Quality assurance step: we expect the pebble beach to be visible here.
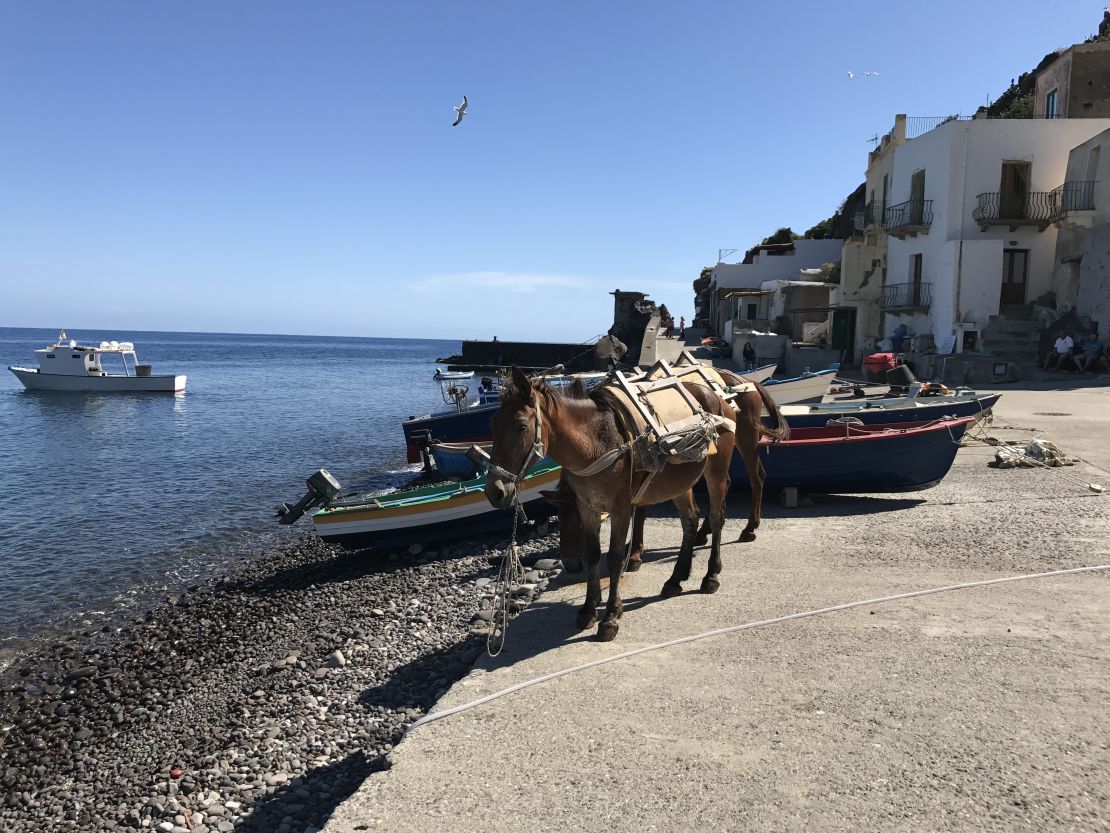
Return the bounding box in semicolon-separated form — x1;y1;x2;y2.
0;527;563;833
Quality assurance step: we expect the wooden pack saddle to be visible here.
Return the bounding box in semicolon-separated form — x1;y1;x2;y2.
599;352;744;475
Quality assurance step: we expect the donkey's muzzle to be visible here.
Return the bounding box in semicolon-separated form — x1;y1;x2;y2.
484;476;516;510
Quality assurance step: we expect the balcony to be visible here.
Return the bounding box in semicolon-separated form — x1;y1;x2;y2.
884;199;933;239
973;191;1060;231
881;282;932;312
851;201;886;238
1052;180;1097;232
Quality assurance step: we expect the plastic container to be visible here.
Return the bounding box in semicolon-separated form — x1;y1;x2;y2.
862;352;896;383
135;364;152;377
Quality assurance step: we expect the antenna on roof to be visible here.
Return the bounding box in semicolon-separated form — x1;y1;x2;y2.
718;248;738;263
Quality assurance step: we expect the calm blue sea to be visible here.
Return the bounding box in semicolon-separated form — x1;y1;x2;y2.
0;327;460;655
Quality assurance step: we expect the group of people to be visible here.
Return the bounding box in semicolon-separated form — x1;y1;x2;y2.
1042;330;1108;373
662;316;686;340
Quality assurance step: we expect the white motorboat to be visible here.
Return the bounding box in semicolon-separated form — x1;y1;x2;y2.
433;368;474;381
8;332;186;393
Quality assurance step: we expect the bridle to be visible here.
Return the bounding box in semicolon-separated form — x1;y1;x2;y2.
487;392;546;486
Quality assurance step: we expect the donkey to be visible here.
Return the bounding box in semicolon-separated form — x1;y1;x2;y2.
486;366;772;641
542;369;789;577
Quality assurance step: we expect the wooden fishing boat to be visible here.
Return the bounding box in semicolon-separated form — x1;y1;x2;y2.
776;393;1000;430
762;368;835;404
729;416;974;493
311;459;561;549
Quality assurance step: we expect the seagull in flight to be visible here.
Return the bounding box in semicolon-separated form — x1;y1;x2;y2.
847;71;854;80
864;71;881;77
452;95;468;127
848;71;881;80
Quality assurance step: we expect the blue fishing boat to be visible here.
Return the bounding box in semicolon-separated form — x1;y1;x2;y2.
730;417;973;493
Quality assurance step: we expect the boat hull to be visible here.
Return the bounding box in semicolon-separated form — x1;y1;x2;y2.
313;464;561;549
775;393;1000;430
730;418;972;493
9;367;186;392
763;371;834;404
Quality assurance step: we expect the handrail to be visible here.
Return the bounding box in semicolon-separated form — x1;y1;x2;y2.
884;199;933;231
973;191;1060;224
881;282;932;310
1055;180;1097;213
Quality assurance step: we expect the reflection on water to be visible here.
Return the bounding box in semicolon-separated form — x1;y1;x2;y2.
0;327;456;646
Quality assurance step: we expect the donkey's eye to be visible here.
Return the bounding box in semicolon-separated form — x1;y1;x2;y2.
515;423;527;433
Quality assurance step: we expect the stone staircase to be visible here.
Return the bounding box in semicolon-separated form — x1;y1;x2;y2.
981;305;1041;369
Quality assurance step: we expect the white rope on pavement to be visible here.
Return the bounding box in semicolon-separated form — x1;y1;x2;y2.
407;563;1110;733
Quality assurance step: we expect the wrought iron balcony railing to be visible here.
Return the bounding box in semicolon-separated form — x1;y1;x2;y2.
881;282;932;310
973;191;1060;229
884;199;933;236
1055;180;1097;213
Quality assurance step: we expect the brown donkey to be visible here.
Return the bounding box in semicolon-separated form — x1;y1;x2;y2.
545;370;789;576
486;367;768;641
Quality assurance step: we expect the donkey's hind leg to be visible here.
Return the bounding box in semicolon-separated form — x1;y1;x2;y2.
661;490;699;598
700;436;733;594
735;440;765;543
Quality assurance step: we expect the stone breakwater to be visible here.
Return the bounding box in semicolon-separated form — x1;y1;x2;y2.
0;529;562;833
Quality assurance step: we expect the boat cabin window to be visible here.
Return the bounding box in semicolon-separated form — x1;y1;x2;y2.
46;353;55;358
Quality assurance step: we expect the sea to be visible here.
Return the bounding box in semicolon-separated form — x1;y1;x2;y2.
0;327;463;663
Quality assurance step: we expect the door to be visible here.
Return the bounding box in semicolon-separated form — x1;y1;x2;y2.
1001;249;1029;306
999;161;1031;219
831;308;857;362
909;169;926;224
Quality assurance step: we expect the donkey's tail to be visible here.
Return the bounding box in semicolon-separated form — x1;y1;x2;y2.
719;368;790;443
754;380;790;443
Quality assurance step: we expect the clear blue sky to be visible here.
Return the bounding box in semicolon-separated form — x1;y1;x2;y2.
0;1;1100;340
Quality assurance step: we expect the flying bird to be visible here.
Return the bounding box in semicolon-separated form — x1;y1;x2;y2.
864;71;881;77
452;95;468;127
847;71;854;79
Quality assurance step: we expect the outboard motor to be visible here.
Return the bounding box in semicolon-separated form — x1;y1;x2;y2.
276;469;342;525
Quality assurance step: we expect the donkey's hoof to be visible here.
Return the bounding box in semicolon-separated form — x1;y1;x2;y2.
576;609;598;630
660;580;683;598
700;576;721;594
738;529;757;543
596;621;620;642
693;533;709;547
562;558;583;573
624;557;642;573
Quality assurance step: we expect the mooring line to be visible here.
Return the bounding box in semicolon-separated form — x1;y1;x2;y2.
407;564;1110;733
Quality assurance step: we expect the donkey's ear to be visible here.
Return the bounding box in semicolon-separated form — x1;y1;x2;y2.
539;489;565;505
510;366;533;396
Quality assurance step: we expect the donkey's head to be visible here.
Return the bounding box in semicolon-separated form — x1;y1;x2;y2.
485;366;544;510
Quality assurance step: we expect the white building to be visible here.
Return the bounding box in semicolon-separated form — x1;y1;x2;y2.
1048;128;1110;334
708;238;843;339
875;116;1110;357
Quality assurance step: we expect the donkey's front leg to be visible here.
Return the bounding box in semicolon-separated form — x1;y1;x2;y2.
625;506;648;572
597;504;633;642
662;490;700;598
575;502;603;631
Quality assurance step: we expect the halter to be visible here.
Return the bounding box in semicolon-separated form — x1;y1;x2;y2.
487;392;546;485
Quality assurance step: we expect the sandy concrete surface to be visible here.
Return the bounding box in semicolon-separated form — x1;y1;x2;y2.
324;385;1110;833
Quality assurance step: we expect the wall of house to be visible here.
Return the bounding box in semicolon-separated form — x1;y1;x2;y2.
1076;223;1110;330
880;118;1110;346
1068;43;1110;119
1035;50;1073;117
711;239;843;335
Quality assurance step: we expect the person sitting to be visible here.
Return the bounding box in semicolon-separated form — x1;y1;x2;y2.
1074;332;1104;373
1098;341;1110;374
742;341;756;371
1042;330;1074;370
